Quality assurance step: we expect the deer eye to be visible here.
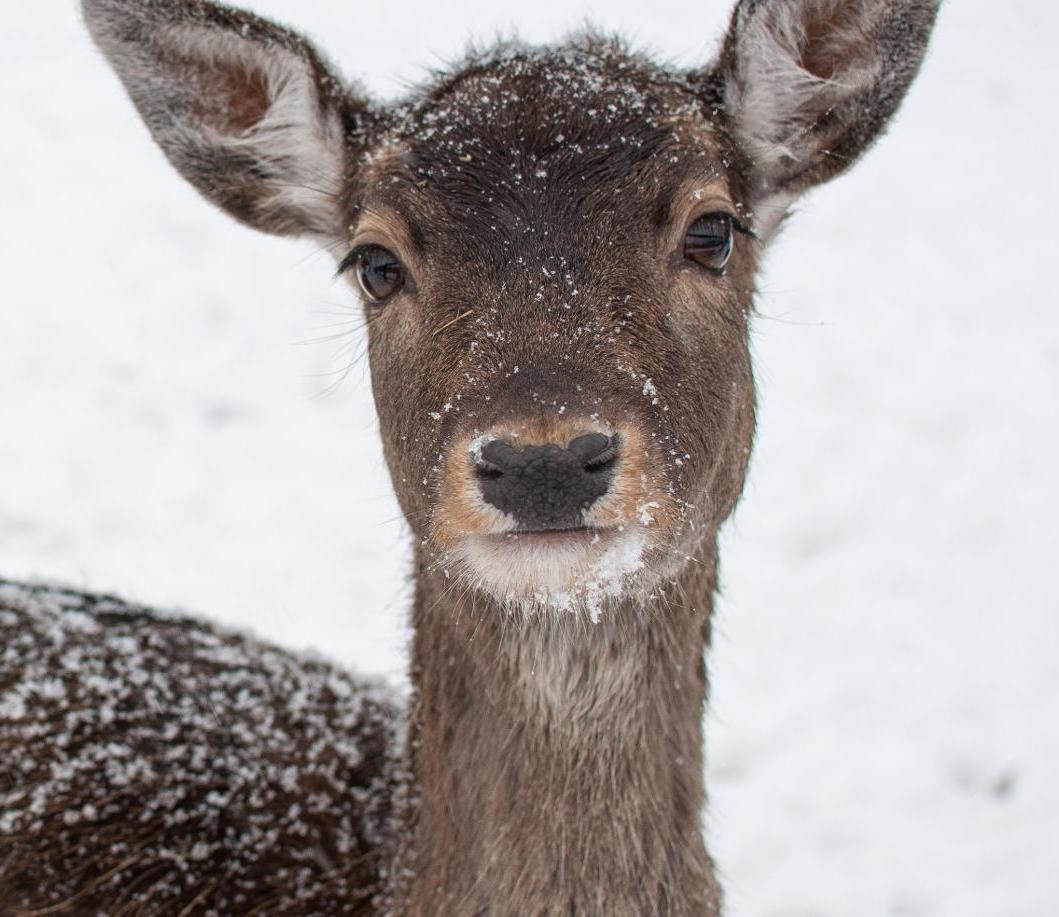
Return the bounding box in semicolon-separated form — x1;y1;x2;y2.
684;213;735;273
350;244;405;304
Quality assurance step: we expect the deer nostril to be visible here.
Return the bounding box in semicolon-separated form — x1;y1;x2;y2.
570;433;620;473
473;438;516;479
474;458;504;479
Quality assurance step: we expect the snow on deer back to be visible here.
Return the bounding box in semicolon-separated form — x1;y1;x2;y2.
0;580;403;914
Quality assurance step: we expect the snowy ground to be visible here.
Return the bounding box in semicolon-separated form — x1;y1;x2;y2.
2;1;1057;915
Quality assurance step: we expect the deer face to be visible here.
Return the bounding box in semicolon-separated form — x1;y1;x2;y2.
82;0;939;613
354;51;759;610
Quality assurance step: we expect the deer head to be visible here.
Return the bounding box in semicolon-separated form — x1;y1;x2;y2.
82;0;938;617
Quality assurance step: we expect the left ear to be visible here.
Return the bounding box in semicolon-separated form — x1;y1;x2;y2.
711;0;940;229
82;0;376;240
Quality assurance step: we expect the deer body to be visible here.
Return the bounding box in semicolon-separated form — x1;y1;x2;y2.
0;579;403;915
0;1;938;913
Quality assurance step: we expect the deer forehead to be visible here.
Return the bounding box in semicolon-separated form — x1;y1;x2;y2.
350;45;740;247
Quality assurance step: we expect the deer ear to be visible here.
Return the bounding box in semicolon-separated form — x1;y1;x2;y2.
714;0;939;231
82;0;372;239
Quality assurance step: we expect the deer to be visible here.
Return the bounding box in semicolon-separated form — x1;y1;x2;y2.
0;0;939;913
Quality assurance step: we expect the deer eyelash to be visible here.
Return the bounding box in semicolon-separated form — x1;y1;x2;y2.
334;244;371;279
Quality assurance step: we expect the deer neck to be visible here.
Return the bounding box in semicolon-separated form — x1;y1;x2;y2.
389;542;722;916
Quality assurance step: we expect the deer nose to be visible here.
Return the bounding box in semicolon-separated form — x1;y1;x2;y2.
473;433;620;530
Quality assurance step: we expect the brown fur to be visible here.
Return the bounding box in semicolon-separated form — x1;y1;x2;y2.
0;580;403;915
1;1;939;913
392;560;724;915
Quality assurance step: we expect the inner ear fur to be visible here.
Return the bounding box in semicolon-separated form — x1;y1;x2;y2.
712;0;940;225
82;0;375;238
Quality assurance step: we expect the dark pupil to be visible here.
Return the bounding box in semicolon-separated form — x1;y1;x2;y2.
358;247;403;301
685;215;733;269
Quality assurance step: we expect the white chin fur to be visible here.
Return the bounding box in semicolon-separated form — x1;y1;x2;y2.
453;528;648;620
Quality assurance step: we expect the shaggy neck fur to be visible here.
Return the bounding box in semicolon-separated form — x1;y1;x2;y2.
388;544;723;916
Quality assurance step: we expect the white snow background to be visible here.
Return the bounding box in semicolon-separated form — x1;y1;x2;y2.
1;1;1057;915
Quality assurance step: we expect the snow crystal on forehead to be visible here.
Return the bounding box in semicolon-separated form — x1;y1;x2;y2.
386;37;705;158
0;578;406;913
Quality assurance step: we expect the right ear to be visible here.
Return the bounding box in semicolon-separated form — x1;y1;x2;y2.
81;0;375;239
710;0;940;236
